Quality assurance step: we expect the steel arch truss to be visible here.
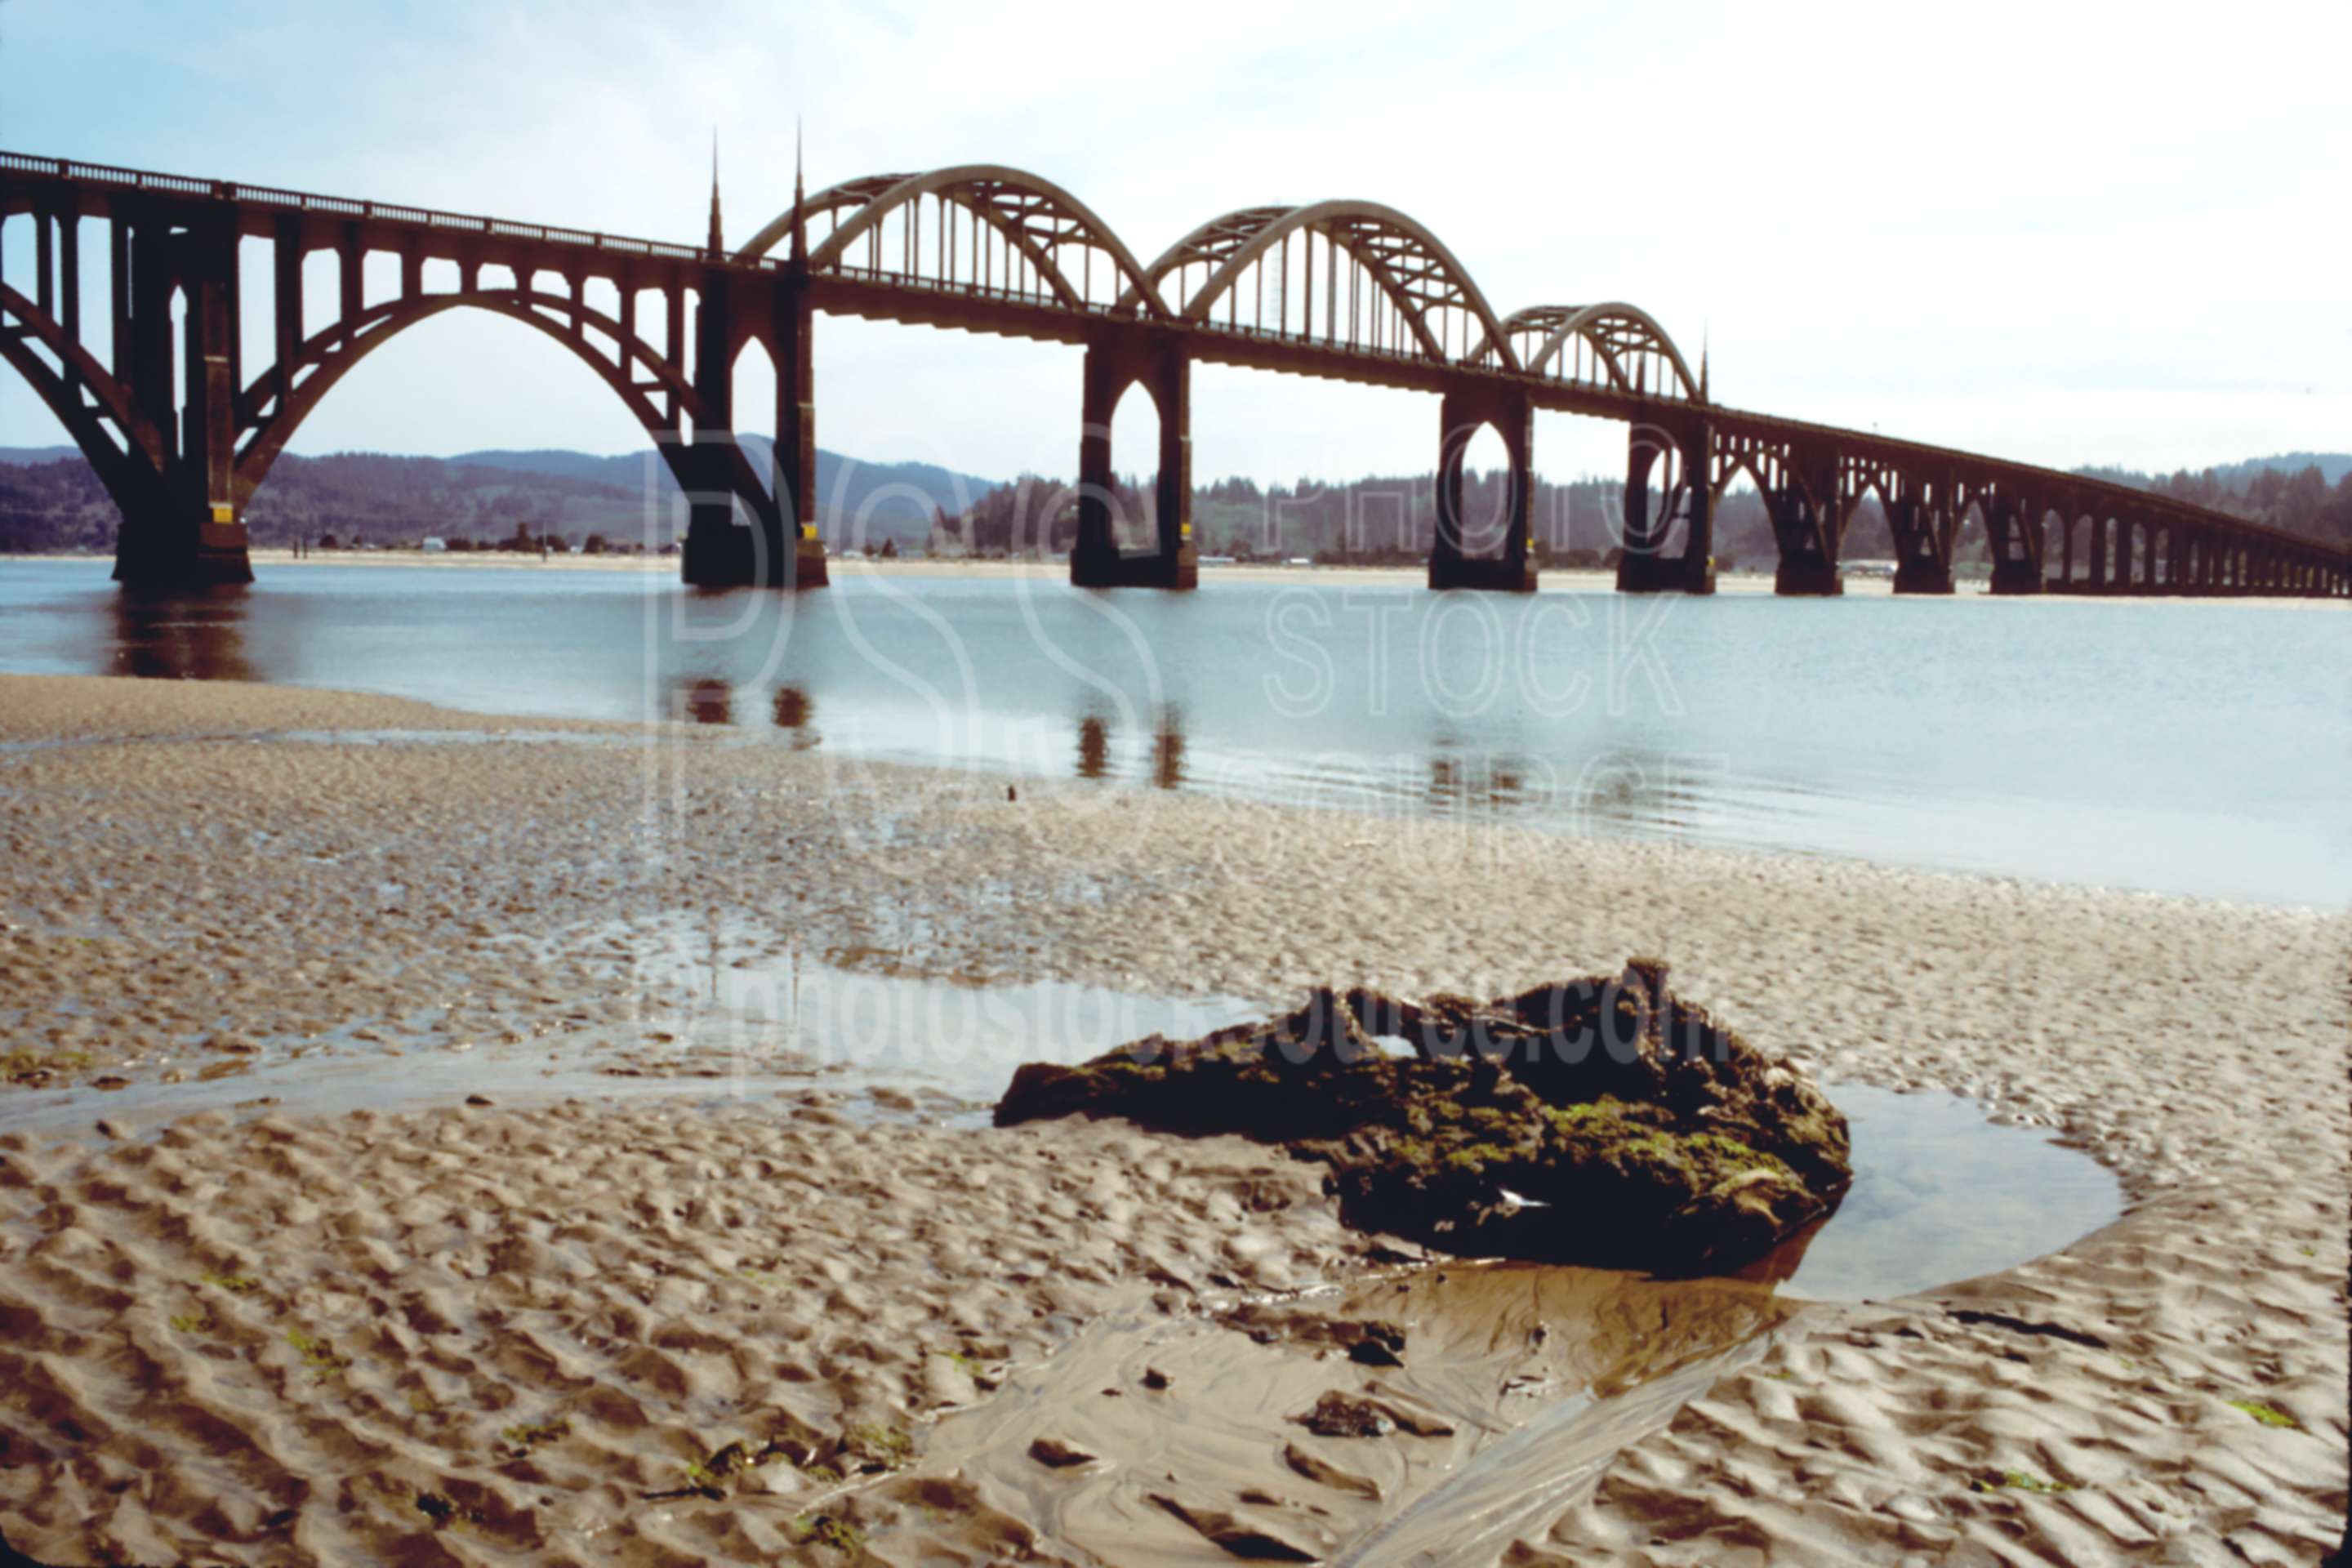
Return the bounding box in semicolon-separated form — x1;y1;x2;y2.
739;167;1169;318
1129;202;1519;368
1480;303;1699;402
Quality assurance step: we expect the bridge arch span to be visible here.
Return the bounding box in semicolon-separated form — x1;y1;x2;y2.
231;288;709;506
1126;201;1520;369
737;166;1169;318
1482;303;1699;401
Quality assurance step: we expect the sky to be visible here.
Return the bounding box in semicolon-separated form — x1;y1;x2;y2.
2;0;2347;488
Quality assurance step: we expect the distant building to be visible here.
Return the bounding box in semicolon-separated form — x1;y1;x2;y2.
420;537;447;554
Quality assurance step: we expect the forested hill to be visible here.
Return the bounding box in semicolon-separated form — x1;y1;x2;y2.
0;444;996;555
2067;455;2352;547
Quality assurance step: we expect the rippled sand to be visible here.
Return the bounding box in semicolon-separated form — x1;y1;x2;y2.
0;673;2343;1565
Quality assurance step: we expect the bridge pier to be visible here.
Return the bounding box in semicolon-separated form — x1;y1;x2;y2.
1891;557;1955;594
1771;558;1840;595
1887;497;1956;595
681;267;755;587
1771;448;1843;596
1070;327;1196;590
770;274;828;590
1983;499;2042;595
1430;382;1535;592
1771;508;1844;592
1989;559;2041;595
114;498;254;586
105;207;254;586
680;494;758;586
679;270;827;589
1614;421;1714;595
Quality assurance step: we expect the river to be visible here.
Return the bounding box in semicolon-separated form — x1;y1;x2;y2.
1;558;2341;906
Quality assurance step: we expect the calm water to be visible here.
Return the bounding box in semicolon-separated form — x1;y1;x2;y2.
1;558;2343;905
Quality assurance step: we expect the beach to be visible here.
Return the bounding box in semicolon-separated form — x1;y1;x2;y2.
0;672;2343;1565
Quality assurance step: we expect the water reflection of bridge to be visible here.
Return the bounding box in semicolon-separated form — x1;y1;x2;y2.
6;150;2343;599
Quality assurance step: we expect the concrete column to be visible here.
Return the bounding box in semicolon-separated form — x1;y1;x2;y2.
679;270;751;587
1070;327;1196;590
113;213;252;586
272;215;301;422
127;220;175;451
1616;426;1655;579
768;275;826;590
1771;446;1842;595
109;218;131;382
1432;381;1534;592
1988;500;2042;595
1615;421;1711;594
33;207;52;318
59;208;79;343
1891;494;1955;594
337;222;362;349
1677;421;1717;595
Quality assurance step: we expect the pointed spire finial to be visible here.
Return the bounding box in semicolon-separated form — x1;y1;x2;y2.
1699;319;1710;403
790;116;808;270
706;127;724;259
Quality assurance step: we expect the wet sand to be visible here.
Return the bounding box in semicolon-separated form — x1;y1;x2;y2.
0;673;2344;1564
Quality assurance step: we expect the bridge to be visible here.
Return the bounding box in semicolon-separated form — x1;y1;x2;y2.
2;149;2345;599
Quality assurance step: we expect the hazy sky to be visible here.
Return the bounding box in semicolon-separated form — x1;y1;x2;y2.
3;0;2345;486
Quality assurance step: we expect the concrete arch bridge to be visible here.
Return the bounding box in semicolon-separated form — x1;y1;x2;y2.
2;150;2341;599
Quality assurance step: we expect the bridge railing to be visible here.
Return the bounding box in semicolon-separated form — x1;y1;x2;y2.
2;152;215;198
2;150;765;273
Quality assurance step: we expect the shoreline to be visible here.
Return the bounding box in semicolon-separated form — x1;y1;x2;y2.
0;674;2343;1564
8;550;2348;606
0;658;2333;917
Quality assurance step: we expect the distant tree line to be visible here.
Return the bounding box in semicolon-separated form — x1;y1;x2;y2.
11;446;2349;563
929;456;2352;571
933;468;1760;568
2078;461;2352;549
0;452;656;554
927;474;1156;558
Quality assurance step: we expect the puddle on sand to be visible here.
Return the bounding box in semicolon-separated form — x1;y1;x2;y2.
562;910;1268;1106
0;954;1266;1141
1754;1083;2126;1303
